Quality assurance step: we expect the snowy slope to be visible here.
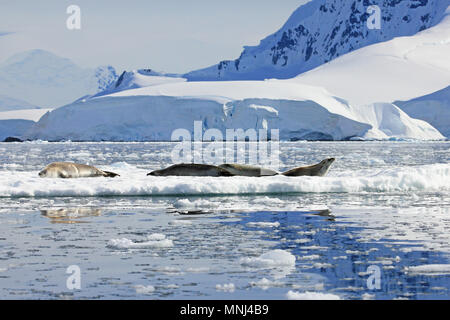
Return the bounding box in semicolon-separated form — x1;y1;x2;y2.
0;94;40;112
0;108;53;122
0;50;118;108
92;69;186;98
292;8;450;105
23;80;443;141
395;86;450;137
185;0;450;81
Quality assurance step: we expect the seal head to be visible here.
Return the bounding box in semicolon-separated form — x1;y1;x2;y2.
282;158;335;177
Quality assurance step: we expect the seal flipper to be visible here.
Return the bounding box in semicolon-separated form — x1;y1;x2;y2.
102;171;120;178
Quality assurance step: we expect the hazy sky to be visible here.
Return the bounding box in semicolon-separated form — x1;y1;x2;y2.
0;0;309;73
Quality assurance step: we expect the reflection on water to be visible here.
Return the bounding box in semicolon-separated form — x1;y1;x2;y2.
1;203;449;299
224;209;450;300
40;208;102;224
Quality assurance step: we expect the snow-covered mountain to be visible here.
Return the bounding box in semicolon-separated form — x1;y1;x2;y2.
23;80;443;142
292;7;450;105
185;0;450;81
0;94;40;112
396;86;450;137
288;6;450;137
0;49;118;108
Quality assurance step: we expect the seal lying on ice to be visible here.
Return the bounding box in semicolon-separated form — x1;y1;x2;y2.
218;164;278;177
38;162;119;178
147;163;234;177
282;158;335;177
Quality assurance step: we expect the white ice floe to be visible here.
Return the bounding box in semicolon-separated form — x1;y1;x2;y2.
1;163;448;198
286;290;341;300
246;222;280;228
134;285;155;294
240;249;295;268
404;264;450;275
299;254;321;261
186;267;210;273
169;219;193;226
107;233;173;249
249;278;284;290
215;283;235;292
362;293;376;300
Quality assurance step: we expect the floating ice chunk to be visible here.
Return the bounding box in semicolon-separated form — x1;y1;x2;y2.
155;266;183;275
294;239;311;244
313;263;334;269
286;290;341;300
240;249;295;268
299;254;320;261
186;267;210;273
164;284;179;289
249;278;284;290
404;264;450;275
362;293;376;300
134;285;155;294
215;283;235;292
169;219;193;226
108;234;173;249
246;221;280;228
146;233;167;241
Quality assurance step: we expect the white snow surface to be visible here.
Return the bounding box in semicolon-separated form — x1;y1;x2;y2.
0;108;53;121
23;80;444;141
0;108;52;140
93;69;186;97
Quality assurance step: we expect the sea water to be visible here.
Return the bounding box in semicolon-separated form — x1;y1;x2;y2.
0;141;449;299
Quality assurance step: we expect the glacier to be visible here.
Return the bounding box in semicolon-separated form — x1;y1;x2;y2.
23;80;443;141
0;119;34;141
